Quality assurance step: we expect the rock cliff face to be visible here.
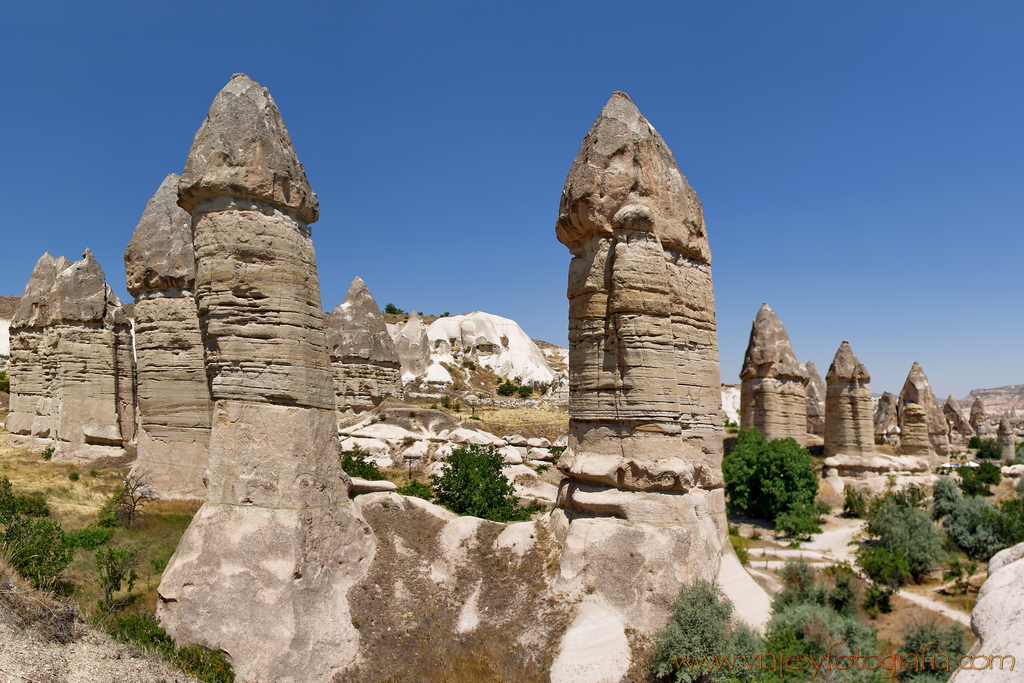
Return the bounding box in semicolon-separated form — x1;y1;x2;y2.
739;304;808;445
874;391;900;449
125;174;211;500
960;384;1024;416
156;74;373;683
325;277;401;415
943;394;973;451
6;251;135;460
997;416;1016;461
805;360;825;435
552;92;745;668
898;362;949;455
899;402;933;456
392;311;431;380
823;341;874;458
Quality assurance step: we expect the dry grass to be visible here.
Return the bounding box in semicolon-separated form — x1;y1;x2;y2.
0;556;81;644
871;594;976;653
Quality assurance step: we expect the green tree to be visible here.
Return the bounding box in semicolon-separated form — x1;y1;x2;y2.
864;496;943;582
723;430;819;526
95;544;139;610
430;445;537;522
900;620;968;682
383;303;404;315
340;445;383;481
975;438;1003;460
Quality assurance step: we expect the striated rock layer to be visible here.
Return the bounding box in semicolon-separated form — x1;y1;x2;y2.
805;360;825;435
156;74;373;683
325;277;401;416
898;362;949;455
943;394;973;451
740;304;809;445
553;92;739;646
874;391;900;449
824;341;874;458
7;251;136;461
125;174;211;500
997;416;1016;461
899;402;933;457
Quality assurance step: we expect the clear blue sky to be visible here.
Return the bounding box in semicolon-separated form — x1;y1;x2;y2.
2;1;1021;400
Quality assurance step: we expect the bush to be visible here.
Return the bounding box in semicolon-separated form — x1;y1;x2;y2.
461;360;476;370
515;384;533;398
0;370;8;393
976;461;1002;485
430;445;538;522
843;486;868;518
340;445;383;481
775;502;821;538
975;438;1003;460
722;430;818;526
98;475;154;528
931;477;961;520
95;544;139;610
967;435;983;450
41;445;54;460
496;382;517;397
68;526;115;550
1;516;74;589
383;303;404;315
396;480;433;500
107;613;234;683
651;579;762;682
68;471;80;481
942;494;1007;560
957;467;992;497
901;620;968;681
864;496;943;582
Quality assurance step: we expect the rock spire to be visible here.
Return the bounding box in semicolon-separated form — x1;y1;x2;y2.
805;360;826;435
824;341;874;458
970;397;992;437
392;311;431;379
157;74;373;682
873;391;900;449
125;174;212;500
943;394;973;451
998;416;1016;461
739;303;809;445
898;362;949;455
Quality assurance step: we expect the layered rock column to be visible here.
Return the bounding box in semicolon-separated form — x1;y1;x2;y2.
898;362;949;455
970;398;994;437
805;360;826;435
899;403;933;456
874;391;900;449
740;304;809;445
125;174;212;500
553;92;728;634
824;341;874;458
156;74;373;682
325;277;402;416
943;395;973;451
998;416;1016;461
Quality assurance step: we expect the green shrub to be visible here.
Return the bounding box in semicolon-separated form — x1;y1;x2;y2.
461;360;476;370
943;558;979;595
901;620;968;681
106;613;234;683
978;497;1024;551
15;493;50;517
843;486;868;518
340;445;383;481
0;370;8;393
942;494;1006;560
864;496;943;582
975;438;1003;460
958;467;992;497
775;502;821;538
931;477;960;520
549;446;565;460
976;461;1002;485
68;471;80;481
1;516;74;589
41;445;54;460
151;548;175;573
177;644;235;683
68;526;115;550
651;579;762;682
383;303;404;315
515;384;533;398
395;480;433;500
95;544;139;610
722;430;818;526
496;382;516;397
97;475;153;529
430;445;538;522
967;435;983;450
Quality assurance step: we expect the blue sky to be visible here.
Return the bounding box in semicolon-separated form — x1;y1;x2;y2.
1;1;1021;400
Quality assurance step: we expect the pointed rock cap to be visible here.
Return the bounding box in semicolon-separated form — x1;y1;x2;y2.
12;252;72;328
826;341;870;383
970;397;987;420
998;415;1013;434
51;249;111;324
325;277;399;363
125;174;195;296
556;91;709;262
805;360;826;400
899;362;935;405
740;303;808;382
944;394;968;419
178;73;318;223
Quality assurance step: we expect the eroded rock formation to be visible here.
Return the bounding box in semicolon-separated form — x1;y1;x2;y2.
325;277;401;416
898;362;949;455
899;402;933;456
156;74;373;682
943;394;973;451
805;360;825;435
6;251;135;460
392;311;431;380
970;397;994;438
873;391;900;449
998;415;1016;461
740;304;809;445
824;341;874;458
125;174;211;500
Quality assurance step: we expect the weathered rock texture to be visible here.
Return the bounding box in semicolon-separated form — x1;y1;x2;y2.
325;277;401;415
156;74;373;683
970;397;995;438
739;304;809;445
6;251;136;460
873;391;900;449
823;341;874;458
898;362;949;455
392;311;431;380
899;402;934;456
997;416;1016;461
553;91;742;651
943;394;973;451
805;360;825;435
125;174;211;500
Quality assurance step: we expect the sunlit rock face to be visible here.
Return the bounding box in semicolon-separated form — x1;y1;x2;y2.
898;362;949;455
553;91;729;637
997;415;1016;461
824;341;874;458
874;391;900;449
157;74;373;683
805;360;826;435
125;173;211;500
739;303;809;446
943;394;973;451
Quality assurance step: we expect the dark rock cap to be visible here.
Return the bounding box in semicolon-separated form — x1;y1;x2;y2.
178;73;319;223
125;174;195;296
740;303;808;382
826;341;870;383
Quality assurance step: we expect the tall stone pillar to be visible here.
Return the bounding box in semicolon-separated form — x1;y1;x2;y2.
943;395;973;451
157;74;373;682
998;416;1016;461
553;92;728;634
898;362;949;455
125;174;212;500
806;360;826;435
824;341;874;457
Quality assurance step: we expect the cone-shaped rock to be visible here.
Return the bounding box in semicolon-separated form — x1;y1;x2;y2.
125;174;211;500
943;395;973;450
806;360;825;435
740;303;809;445
998;416;1016;461
970;397;992;437
393;311;431;379
157;74;372;683
900;402;933;456
898;362;948;455
824;341;874;457
874;391;900;449
552;92;742;647
326;277;401;415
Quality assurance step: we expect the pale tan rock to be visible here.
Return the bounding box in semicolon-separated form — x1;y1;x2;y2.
997;415;1016;461
125;174;211;500
157;74;373;683
325;277;401;415
553;92;741;640
824;341;874;458
392;311;431;380
970;397;995;438
874;391;900;449
740;303;809;445
805;360;825;435
943;394;973;451
899;402;934;457
898;362;949;454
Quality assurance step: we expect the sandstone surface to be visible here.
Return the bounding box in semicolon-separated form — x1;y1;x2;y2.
739;303;809;445
997;415;1016;461
392;311;431;380
824;341;874;458
898;402;934;457
156;74;373;683
943;394;973;451
805;360;825;435
898;362;949;455
970;397;995;438
125;174;211;500
325;277;401;416
874;391;900;449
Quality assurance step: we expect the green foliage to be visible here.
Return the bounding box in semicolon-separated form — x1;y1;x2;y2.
461;360;476;370
430;445;539;522
977;497;1024;551
68;526;115;550
549;446;565;460
68;471;80;481
515;384;533;398
2;515;74;589
106;613;235;683
975;461;1002;485
440;394;452;408
941;493;1006;560
931;477;960;520
340;445;383;481
863;583;893;615
967;435;983;450
975;438;1003;460
97;475;153;529
722;430;819;527
723;418;738;428
651;579;762;682
857;545;911;591
843;486;868;518
0;370;9;393
773;560;860;618
176;644;236;683
774;502;821;538
41;445;54;460
395;480;433;500
95;544;139;609
957;467;992;497
496;381;517;397
942;558;979;595
900;620;968;682
864;495;943;582
150;548;175;573
383;303;404;315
